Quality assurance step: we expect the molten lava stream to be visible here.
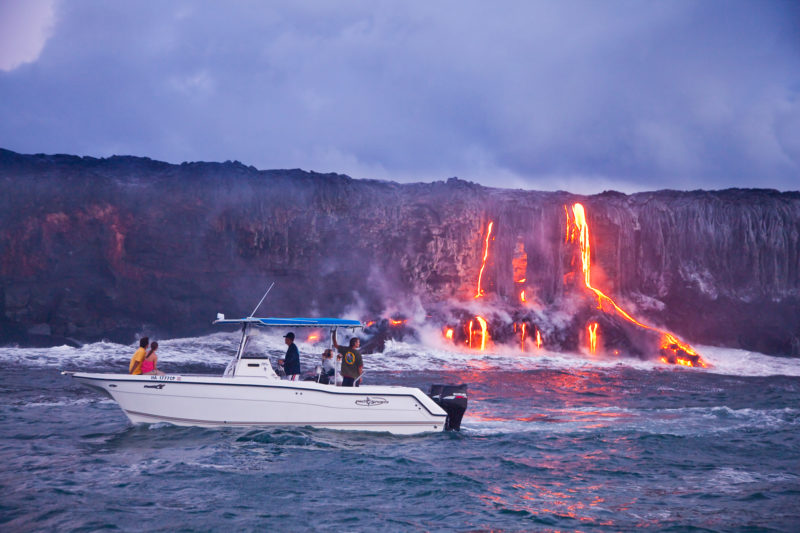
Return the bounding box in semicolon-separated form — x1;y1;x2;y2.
568;203;706;367
587;322;598;354
475;221;494;298
475;316;489;351
465;317;490;351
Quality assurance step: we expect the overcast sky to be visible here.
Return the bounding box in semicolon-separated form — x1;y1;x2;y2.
1;0;798;193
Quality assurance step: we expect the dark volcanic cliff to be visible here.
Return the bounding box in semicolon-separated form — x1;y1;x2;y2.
1;148;798;356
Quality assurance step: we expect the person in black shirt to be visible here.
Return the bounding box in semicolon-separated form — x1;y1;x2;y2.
279;332;301;381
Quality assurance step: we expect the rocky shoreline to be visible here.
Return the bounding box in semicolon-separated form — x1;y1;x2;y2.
2;148;798;356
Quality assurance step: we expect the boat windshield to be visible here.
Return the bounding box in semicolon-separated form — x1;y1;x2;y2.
238;328;272;359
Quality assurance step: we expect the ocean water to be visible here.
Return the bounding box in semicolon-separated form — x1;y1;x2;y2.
1;334;799;532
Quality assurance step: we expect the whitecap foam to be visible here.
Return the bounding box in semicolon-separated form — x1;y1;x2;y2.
367;338;664;373
14;397;117;409
694;345;800;377
2;333;799;378
372;339;800;377
0;333;239;370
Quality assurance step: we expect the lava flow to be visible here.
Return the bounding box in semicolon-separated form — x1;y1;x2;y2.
464;316;490;350
475;221;494;298
475;316;489;350
587;322;598;354
512;242;527;304
566;203;706;367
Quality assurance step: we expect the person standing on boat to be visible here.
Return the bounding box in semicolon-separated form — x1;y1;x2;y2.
280;332;301;381
332;331;363;387
128;337;149;375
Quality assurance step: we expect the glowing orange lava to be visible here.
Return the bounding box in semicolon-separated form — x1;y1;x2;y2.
389;318;406;326
520;290;526;302
512;242;527;284
588;322;599;354
567;203;706;367
536;329;542;349
466;317;490;350
520;323;527;351
564;205;572;243
475;221;494;298
307;333;320;342
444;327;454;340
662;356;696;367
475;316;489;350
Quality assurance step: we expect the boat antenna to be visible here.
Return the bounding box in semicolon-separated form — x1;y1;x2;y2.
249;282;275;318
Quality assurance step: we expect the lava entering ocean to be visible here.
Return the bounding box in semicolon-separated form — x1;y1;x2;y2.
356;205;704;368
588;322;599;355
565;203;706;367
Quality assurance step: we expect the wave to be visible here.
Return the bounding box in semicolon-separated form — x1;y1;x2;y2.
2;332;799;377
371;339;800;377
15;397;117;409
693;345;800;377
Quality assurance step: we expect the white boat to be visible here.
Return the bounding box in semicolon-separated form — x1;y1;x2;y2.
63;316;467;435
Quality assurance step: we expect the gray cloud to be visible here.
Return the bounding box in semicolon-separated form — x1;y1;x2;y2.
0;0;798;192
0;0;56;71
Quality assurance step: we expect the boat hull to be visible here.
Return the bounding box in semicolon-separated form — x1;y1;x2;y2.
68;372;449;435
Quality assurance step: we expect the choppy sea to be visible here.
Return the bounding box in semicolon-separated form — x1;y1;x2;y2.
1;333;799;532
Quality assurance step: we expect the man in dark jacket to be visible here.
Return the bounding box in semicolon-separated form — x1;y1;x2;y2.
280;332;301;381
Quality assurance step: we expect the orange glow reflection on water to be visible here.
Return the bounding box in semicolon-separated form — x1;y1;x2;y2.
477;480;616;526
455;367;627;425
417;367;642;527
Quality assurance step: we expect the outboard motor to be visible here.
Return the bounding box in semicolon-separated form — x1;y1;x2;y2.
428;384;468;431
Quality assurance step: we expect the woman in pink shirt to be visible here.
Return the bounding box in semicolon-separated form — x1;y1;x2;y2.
141;341;163;375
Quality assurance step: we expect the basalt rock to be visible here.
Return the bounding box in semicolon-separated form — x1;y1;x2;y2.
1;148;798;356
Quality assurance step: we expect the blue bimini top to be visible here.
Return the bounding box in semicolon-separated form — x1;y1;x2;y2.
213;316;363;328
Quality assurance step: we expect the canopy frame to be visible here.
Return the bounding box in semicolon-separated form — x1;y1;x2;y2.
214;315;363;377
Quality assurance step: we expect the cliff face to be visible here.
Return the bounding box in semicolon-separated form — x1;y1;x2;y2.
1;148;798;356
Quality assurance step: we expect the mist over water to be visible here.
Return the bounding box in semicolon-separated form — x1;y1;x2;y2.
1;336;799;531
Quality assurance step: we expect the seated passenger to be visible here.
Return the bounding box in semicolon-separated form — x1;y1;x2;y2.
129;337;149;375
141;341;164;375
335;353;343;385
321;349;335;377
